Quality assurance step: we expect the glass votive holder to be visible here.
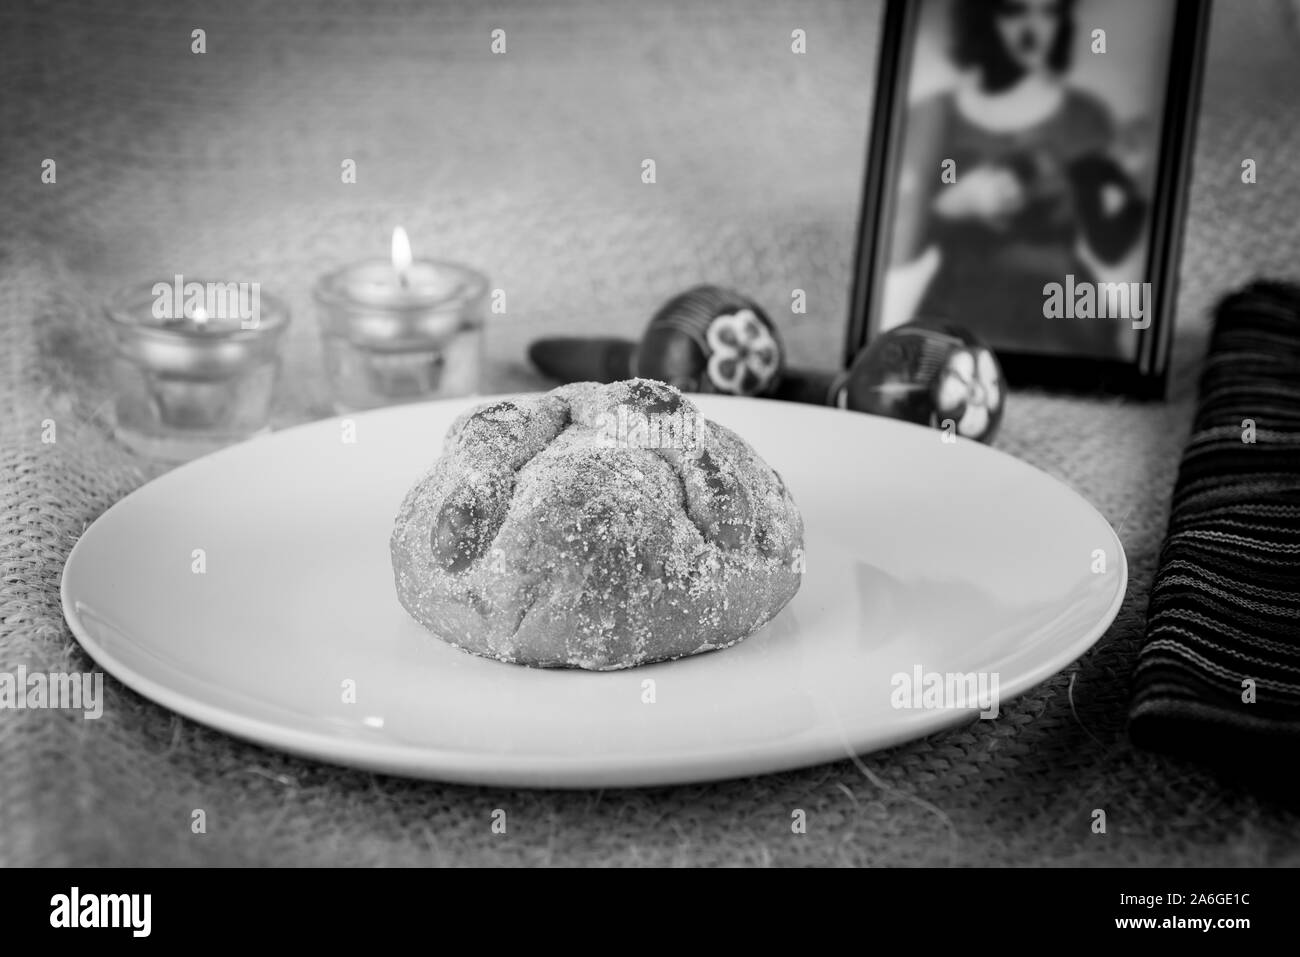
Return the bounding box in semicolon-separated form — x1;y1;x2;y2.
312;259;488;412
103;279;290;462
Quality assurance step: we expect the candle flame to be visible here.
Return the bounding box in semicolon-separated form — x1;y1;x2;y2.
391;226;413;280
192;305;209;325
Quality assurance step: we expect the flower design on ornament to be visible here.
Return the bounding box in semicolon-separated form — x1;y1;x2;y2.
932;347;1001;438
704;309;779;394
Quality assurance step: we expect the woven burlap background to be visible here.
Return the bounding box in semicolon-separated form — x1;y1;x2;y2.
3;0;1300;866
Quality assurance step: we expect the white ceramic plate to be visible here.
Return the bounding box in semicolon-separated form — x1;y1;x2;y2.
62;395;1125;788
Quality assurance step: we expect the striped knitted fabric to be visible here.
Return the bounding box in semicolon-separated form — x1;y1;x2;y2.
1129;281;1300;761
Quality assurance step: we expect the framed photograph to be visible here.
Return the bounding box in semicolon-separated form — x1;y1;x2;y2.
846;0;1211;397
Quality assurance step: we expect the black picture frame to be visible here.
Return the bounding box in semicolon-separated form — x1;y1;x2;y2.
845;0;1212;398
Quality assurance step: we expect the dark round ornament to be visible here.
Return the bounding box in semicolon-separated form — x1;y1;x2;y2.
635;285;784;396
839;321;1005;443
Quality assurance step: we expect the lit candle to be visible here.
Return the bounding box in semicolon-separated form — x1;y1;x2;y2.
393;225;412;288
104;278;290;461
313;227;488;411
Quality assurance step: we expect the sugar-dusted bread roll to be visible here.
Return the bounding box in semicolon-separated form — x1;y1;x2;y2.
390;378;804;670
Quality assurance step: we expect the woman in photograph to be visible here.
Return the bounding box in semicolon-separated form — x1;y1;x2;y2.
891;0;1149;357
